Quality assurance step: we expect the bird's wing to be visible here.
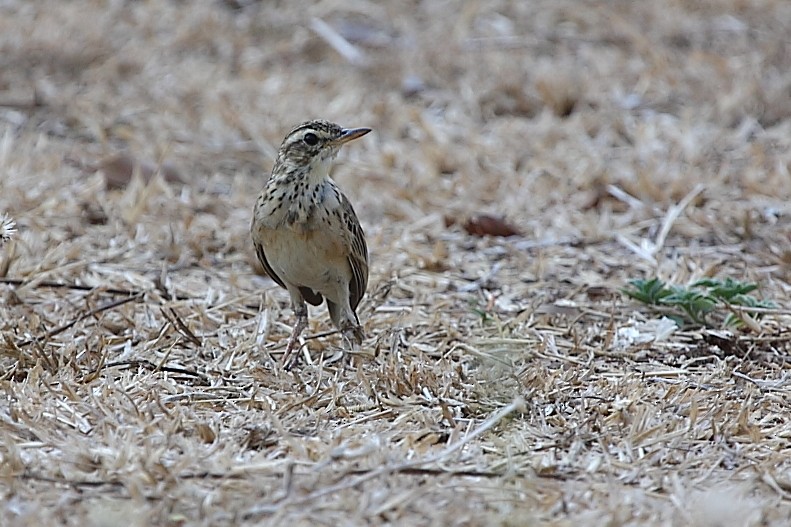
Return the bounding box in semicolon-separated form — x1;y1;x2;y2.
253;240;287;289
342;195;369;312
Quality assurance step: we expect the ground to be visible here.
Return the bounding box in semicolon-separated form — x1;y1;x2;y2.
1;1;791;525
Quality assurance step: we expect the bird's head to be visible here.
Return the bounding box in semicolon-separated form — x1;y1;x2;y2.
273;120;371;182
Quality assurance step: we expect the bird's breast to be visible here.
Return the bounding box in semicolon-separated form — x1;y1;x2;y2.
252;219;351;297
253;180;341;230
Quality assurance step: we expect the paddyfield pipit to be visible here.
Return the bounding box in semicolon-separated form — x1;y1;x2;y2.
251;120;370;362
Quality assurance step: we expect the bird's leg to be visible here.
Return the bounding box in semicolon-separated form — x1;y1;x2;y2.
327;300;364;351
283;304;308;368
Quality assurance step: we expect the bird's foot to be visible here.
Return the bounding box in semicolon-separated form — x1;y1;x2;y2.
341;324;364;350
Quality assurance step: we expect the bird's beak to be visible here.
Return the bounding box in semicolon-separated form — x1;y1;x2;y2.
335;127;372;145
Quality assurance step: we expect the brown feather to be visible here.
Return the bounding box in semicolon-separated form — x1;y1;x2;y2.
341;193;369;312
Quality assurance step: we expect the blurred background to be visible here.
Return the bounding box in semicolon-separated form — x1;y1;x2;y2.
2;0;790;267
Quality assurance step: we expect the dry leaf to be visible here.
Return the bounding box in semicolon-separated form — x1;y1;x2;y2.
462;214;520;237
97;153;184;189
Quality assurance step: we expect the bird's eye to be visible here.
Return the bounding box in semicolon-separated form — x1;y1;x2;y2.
303;132;319;146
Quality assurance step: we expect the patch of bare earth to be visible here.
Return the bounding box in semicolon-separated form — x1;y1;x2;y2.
1;1;791;525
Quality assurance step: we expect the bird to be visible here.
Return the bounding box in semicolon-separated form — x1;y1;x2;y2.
251;119;370;365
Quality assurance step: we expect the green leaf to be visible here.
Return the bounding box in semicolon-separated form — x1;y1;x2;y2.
693;278;757;301
624;276;775;329
621;278;672;305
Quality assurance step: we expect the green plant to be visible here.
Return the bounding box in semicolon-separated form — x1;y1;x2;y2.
622;277;775;327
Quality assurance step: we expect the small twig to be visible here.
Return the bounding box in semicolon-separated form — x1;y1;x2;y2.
0;277;139;296
310;17;368;66
606;184;645;209
99;359;207;381
737;333;791;343
16;471;124;489
731;370;788;391
653;183;705;254
511;236;580;251
30;328;58;372
1;276;197;302
16;293;144;348
162;307;202;347
274;386;332;417
616;184;705;263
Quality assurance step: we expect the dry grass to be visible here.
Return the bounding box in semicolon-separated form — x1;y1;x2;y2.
2;0;791;525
